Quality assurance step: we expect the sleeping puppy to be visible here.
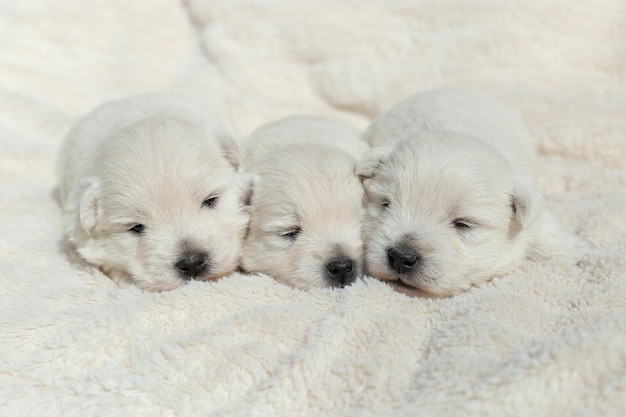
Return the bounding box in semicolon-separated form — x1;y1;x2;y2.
57;93;253;292
358;88;589;297
241;116;368;290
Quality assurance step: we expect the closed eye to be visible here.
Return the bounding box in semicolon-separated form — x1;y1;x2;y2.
281;227;301;240
128;224;145;235
202;196;219;209
452;219;475;231
381;199;390;210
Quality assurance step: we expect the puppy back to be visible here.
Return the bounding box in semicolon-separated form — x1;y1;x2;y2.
363;89;536;175
242;115;368;169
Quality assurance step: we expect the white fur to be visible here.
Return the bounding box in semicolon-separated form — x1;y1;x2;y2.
57;93;253;292
241;116;368;289
359;88;589;296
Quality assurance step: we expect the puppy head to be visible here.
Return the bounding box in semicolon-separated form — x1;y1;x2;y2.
357;131;538;296
242;145;364;290
74;118;252;291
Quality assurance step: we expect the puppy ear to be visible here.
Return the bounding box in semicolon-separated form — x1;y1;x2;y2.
216;135;241;169
79;178;101;235
356;145;393;179
510;180;538;227
237;172;258;207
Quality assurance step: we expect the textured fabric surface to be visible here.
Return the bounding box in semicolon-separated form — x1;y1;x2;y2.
1;1;625;416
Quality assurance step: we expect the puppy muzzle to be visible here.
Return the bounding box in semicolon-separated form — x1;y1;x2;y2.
387;245;421;274
325;256;357;287
175;251;210;279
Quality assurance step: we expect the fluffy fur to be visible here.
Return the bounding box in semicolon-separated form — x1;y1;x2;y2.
57;93;253;292
241;116;369;289
359;88;589;296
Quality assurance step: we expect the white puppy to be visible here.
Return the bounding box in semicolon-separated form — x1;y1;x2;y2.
358;88;588;296
57;93;253;292
241;116;368;290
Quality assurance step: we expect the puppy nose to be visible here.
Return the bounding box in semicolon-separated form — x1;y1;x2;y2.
387;246;420;274
326;257;356;286
175;252;208;278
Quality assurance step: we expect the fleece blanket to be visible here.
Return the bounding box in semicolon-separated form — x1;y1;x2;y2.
1;1;625;415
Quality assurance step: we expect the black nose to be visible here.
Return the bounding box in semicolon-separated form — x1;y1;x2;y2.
175;252;208;278
387;246;420;274
326;257;356;286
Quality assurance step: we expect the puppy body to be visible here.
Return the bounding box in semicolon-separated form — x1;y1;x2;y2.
242;115;368;166
241;116;368;290
359;89;587;296
58;93;252;291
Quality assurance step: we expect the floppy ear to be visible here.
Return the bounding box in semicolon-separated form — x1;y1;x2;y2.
78;178;101;235
356;145;393;179
237;172;258;207
216;135;241;169
510;180;539;228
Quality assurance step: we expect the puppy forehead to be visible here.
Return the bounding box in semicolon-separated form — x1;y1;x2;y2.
255;173;362;220
255;144;361;192
103;118;232;172
370;134;514;213
97;125;237;219
102;118;230;165
252;148;363;225
108;166;236;206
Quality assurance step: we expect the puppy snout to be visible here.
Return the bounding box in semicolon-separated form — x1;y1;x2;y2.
387;246;420;274
325;257;356;287
175;252;208;279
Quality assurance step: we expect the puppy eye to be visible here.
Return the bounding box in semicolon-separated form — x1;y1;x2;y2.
281;228;301;240
202;196;219;209
381;199;390;210
452;219;473;231
128;224;145;234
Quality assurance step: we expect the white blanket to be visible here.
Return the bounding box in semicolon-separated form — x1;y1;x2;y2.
1;1;625;415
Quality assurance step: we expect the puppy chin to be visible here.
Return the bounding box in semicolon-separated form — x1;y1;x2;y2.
156;257;239;290
102;264;186;292
100;251;237;292
382;274;467;298
366;258;469;298
141;278;186;293
131;268;225;292
272;261;352;291
398;274;471;298
204;265;238;282
279;272;328;291
386;280;451;299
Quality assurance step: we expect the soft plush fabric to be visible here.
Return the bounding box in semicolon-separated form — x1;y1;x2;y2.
1;1;625;416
